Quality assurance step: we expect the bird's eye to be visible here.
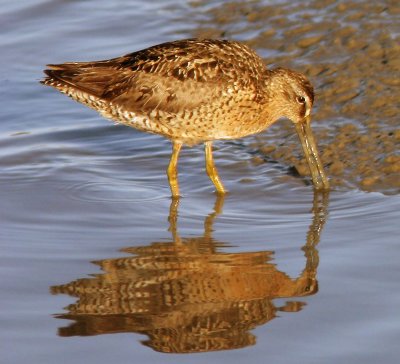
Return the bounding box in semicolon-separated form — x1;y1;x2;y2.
297;96;306;104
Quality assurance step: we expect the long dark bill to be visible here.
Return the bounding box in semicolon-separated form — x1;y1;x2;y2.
294;116;330;190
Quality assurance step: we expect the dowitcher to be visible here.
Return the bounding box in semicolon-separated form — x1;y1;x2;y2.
41;38;329;196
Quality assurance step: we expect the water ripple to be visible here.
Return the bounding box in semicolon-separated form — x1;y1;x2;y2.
65;180;168;203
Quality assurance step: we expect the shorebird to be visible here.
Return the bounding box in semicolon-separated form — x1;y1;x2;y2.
41;38;329;196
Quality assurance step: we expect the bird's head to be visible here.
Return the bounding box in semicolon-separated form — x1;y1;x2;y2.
266;67;314;123
265;68;329;190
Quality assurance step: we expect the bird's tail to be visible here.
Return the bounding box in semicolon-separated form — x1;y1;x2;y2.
41;61;119;98
41;60;131;115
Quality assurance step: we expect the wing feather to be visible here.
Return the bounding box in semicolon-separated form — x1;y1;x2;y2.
42;39;266;115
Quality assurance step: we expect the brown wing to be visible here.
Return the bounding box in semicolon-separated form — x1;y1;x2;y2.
42;39;266;114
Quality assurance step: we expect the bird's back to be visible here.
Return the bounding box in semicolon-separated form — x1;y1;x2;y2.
42;39;269;144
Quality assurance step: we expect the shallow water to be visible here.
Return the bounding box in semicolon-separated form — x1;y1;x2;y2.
1;1;400;363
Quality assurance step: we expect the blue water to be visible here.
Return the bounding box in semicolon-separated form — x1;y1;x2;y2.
1;1;399;363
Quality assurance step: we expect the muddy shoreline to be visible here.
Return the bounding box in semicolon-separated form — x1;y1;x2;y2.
189;0;399;194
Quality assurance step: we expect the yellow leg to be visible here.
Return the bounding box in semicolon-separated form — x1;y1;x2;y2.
167;141;182;197
205;141;226;194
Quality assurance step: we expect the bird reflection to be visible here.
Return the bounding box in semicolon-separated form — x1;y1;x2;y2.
51;191;329;353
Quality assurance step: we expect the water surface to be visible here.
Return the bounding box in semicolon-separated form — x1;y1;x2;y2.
1;1;399;363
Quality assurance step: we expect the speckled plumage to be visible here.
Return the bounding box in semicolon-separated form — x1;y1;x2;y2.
42;38;328;195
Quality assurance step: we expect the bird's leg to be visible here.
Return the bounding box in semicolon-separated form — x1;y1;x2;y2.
167;141;182;197
204;141;226;194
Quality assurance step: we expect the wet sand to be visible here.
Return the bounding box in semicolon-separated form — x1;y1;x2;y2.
191;0;400;194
